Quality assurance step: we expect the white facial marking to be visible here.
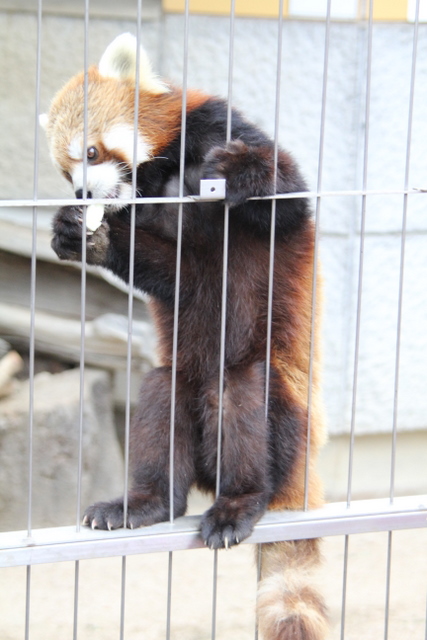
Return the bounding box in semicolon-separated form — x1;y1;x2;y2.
103;124;152;166
72;161;122;201
68;136;83;161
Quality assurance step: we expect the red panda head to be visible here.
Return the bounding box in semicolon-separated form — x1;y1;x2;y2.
40;33;172;209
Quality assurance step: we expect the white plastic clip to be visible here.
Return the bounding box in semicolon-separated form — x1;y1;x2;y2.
199;179;226;200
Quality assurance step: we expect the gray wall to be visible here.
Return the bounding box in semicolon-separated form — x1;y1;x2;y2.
1;4;426;436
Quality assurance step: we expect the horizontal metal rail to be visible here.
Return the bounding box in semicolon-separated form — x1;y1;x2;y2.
1;495;426;568
0;187;426;210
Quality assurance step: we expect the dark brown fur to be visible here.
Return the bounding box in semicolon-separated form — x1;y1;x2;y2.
46;59;327;638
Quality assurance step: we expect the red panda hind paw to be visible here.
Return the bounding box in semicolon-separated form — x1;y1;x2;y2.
200;495;266;550
82;496;170;531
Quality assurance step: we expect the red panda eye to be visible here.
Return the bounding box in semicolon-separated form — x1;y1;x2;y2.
87;146;99;162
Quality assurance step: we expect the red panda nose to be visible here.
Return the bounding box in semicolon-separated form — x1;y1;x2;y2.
75;189;92;199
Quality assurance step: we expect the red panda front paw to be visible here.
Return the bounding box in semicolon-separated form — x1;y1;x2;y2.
203;140;275;207
200;493;267;550
51;206;110;266
51;206;85;261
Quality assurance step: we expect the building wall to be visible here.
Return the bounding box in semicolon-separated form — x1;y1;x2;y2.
0;2;426;440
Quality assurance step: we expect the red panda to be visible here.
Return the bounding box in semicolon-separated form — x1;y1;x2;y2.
41;33;328;640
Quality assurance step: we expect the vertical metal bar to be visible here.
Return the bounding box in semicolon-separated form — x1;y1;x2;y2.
25;565;31;640
76;0;90;533
257;3;285;638
27;0;43;543
214;0;235;507
210;3;236;639
166;1;191;637
73;562;80;640
389;0;420;504
303;0;332;512
210;550;220;640
124;0;143;531
215;0;235;502
120;3;144;636
340;535;350;640
346;0;374;508
384;530;393;640
170;0;190;530
385;4;420;639
26;195;36;530
342;4;374;638
264;0;284;421
119;555;127;640
73;4;90;640
25;1;43;636
166;551;174;640
213;153;230;494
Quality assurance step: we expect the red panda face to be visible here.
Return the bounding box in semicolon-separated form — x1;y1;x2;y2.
41;67;155;210
64;119;153;209
40;34;172;210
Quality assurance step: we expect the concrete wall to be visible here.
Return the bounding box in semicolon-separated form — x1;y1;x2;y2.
1;3;426;445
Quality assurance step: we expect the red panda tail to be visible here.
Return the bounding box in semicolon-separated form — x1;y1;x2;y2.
256;539;328;640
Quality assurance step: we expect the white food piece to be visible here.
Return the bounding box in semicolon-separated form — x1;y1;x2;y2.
86;204;105;232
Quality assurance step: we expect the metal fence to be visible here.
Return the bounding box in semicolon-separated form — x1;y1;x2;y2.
0;0;427;639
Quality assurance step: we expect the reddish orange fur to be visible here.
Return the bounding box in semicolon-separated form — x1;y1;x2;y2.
45;66;210;171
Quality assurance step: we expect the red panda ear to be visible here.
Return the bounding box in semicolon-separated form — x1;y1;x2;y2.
98;33;169;95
